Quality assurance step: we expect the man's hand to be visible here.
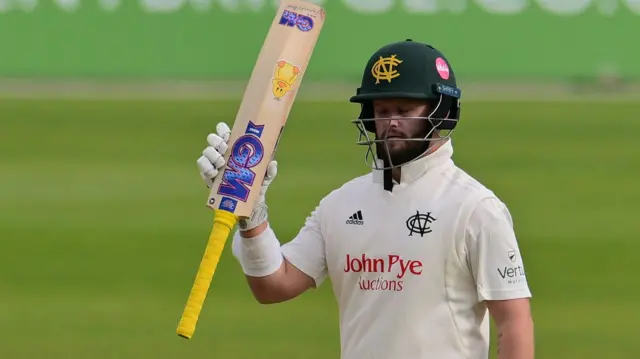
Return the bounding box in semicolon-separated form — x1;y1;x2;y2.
196;122;278;232
487;298;535;359
196;122;231;188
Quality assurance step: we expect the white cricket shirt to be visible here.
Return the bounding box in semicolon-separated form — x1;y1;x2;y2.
279;139;532;359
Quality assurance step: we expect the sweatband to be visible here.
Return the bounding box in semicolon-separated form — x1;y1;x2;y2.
231;224;283;277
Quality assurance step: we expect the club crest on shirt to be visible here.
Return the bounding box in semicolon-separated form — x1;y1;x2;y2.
406;210;436;237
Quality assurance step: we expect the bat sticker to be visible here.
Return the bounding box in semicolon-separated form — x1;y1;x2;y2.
217;121;266;202
219;197;238;213
272;60;300;100
278;9;314;31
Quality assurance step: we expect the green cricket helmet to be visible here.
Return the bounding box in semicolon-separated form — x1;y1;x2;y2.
349;39;462;171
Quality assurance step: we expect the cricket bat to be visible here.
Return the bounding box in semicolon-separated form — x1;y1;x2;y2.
176;0;326;340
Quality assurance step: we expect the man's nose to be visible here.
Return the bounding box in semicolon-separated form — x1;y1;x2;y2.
387;114;402;128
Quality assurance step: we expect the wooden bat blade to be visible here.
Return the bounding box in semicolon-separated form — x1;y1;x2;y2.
206;0;326;217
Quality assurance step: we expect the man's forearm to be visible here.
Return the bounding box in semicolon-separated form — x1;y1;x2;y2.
496;318;534;359
234;221;315;304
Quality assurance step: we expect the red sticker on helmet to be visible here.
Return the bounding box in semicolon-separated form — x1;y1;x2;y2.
435;57;450;80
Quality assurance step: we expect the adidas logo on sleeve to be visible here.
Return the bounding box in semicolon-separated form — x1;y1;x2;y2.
346;210;364;225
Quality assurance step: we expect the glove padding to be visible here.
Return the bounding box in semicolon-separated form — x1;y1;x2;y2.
197;122;231;188
238;160;277;231
196;122;278;232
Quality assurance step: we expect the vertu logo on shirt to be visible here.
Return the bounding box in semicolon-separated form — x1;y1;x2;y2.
497;265;526;285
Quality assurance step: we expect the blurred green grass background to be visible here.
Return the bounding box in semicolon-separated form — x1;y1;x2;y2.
1;98;639;359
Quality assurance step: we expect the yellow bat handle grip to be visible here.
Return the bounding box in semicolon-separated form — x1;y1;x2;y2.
177;209;238;339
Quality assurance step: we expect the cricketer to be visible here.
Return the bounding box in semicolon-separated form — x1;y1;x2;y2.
196;39;535;359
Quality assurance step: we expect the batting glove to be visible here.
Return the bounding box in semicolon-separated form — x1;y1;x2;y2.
197;122;231;188
196;122;278;232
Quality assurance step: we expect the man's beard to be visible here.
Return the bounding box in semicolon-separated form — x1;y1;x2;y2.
376;138;431;167
375;124;434;167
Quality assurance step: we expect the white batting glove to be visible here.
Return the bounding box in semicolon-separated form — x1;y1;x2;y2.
196;122;278;232
238;160;277;231
197;122;231;188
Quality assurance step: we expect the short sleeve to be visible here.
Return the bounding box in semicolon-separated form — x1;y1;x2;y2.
466;197;532;301
280;201;328;288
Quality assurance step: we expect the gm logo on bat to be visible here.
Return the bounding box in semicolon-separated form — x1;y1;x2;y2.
278;9;314;31
216;121;266;212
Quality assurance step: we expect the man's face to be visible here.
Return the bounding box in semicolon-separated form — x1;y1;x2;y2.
372;98;433;166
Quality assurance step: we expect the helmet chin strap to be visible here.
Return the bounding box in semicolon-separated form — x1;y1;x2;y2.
383;164;394;192
379;140;432;192
373;139;395;191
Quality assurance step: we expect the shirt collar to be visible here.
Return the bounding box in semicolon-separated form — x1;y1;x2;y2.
372;139;454;185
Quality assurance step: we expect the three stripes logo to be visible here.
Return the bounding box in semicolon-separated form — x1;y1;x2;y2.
346;210;364;226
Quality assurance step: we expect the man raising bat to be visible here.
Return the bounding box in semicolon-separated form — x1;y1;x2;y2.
196;39;535;359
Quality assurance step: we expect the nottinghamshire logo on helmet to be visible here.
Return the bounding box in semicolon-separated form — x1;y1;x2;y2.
371;54;402;84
